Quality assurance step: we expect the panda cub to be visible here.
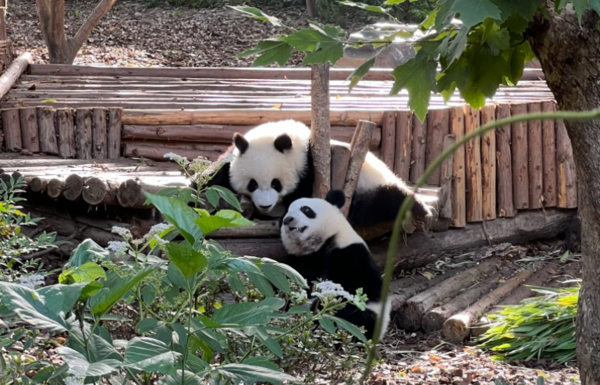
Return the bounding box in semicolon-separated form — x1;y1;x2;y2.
204;119;432;229
280;189;391;341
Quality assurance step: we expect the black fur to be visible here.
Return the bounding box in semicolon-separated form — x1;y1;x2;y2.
233;133;249;154
284;237;383;340
274;134;293;153
325;190;345;208
348;185;428;228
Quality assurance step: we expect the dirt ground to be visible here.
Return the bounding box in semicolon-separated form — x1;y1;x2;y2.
5;1;584;383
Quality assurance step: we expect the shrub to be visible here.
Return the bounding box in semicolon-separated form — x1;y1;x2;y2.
0;153;371;384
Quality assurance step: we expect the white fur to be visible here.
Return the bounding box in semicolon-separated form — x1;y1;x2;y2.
229;120;310;214
366;297;392;342
280;196;365;256
228;120;414;216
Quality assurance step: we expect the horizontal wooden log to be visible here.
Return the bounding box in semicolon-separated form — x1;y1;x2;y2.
122;124;381;150
0;52;32;100
122;109;385;126
122;142;225;162
27;64;545;82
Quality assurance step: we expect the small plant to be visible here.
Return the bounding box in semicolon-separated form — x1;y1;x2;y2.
478;282;579;363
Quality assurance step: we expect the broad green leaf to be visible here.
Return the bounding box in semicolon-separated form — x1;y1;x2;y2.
56;347;121;378
242;357;279;370
490;0;540;33
319;318;337;335
66;239;109;268
592;0;600;15
451;0;501;28
59;262;106;284
247;271;275;297
123;337;181;374
243;326;283;358
390;55;437;122
239;40;293;67
205;188;220;208
216;363;301;384
210;185;242;211
348;56;377;92
90;263;162;318
0;282;86;332
308;21;346;40
144;193;203;245
282;29;330;52
262;263;290;293
384;0;408;4
303;40;344;65
482;22;510;55
227;5;282;27
165;242;208;279
86;333;123;362
80;281;103;301
135;318;161;334
447;28;469;64
161;370;205;385
327;315;368;343
572;0;590;24
211;297;285;326
338;1;389;14
195;210;254;235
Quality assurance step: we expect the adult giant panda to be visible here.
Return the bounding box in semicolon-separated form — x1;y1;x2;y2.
203;119;432;229
279;189;391;341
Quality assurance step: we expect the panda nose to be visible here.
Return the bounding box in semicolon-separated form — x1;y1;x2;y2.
259;204;272;210
283;216;294;225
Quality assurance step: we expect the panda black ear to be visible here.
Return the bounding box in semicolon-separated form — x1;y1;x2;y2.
274;134;293;153
233;133;249;154
325;190;345;208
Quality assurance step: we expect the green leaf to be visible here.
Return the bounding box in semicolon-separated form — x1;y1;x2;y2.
338;1;389;14
390;55;437;122
384;0;408;4
165;242;208;279
205;188;220;208
123;337;181;374
451;0;502;28
57;347;121;378
242;357;279;370
572;0;590;24
348;56;377;92
308;21;346;40
591;0;600;16
0;282;86;332
482;22;510;55
216;363;301;384
327;315;368;343
227;5;283;27
303;41;344;65
319;318;337;335
490;0;540;33
59;262;106;284
66;239;109;268
210;185;242;211
262;263;291;293
247;271;275;297
90;263;161;318
238;40;293;67
161;370;205;385
195;210;254;235
211;297;285;326
135;318;161;334
282;29;330;51
144;193;203;245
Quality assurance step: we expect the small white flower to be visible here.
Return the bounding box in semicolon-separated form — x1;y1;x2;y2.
111;226;132;240
145;223;172;239
164;152;188;164
107;241;128;255
292;289;308;303
153;234;168;246
313;281;353;301
18;273;46;289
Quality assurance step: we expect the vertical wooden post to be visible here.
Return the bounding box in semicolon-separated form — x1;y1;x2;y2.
438;134;456;223
409;113;427;184
1;109;21;151
37;107;59;155
19;107;40;153
556;118;577;208
480;104;496;221
449;106;466;228
92;108;108;159
541;101;557;207
425;108;449;186
394;110;412;181
56;108;76;158
107;107;123;159
75;108;93;159
464;105;483;223
381;111;396;169
331;145;351;190
527;102;543;209
310;63;331;199
511;103;529;210
495;104;515;217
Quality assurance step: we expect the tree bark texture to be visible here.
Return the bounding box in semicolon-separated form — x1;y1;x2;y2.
528;8;600;384
36;0;117;64
310;63;331;198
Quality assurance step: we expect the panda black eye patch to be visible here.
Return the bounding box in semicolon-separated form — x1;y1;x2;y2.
247;179;258;192
300;206;316;219
271;178;282;192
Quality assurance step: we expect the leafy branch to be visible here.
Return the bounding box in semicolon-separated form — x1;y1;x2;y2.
360;107;600;383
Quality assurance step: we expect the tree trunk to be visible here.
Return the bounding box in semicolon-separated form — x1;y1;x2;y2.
306;0;317;18
528;8;600;384
36;0;117;64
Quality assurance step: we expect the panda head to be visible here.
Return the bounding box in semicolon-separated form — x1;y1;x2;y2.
280;190;365;256
229;120;311;215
